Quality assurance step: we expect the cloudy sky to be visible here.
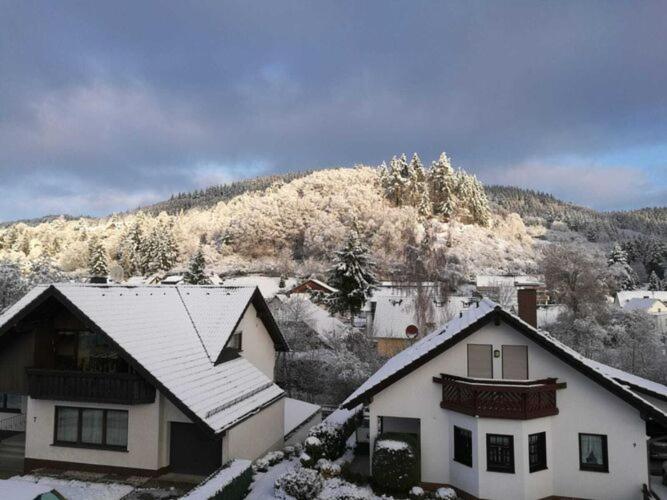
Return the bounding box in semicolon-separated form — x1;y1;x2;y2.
1;1;666;221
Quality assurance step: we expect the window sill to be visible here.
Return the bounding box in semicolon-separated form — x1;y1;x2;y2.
0;408;22;414
529;466;548;473
52;442;128;453
579;466;609;473
453;459;472;468
487;467;515;474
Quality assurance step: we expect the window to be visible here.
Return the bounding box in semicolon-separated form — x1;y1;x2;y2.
502;345;528;380
228;330;243;351
54;407;128;450
467;344;493;378
0;393;22;412
529;432;547;472
54;330;128;373
454;426;473;467
486;434;514;473
579;433;608;472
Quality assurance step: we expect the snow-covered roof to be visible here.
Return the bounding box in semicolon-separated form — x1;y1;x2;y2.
621;297;665;312
222;275;298;299
475;274;544;288
616;290;667;304
284;397;321;436
586;359;667;401
0;284;288;434
342;298;667;426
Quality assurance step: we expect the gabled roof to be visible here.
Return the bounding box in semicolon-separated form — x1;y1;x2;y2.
617;290;667;304
0;284;288;435
342;298;667;427
621;297;665;312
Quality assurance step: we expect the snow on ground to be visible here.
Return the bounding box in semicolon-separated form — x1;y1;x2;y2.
9;475;134;500
246;457;298;500
0;479;54;500
285;398;321;436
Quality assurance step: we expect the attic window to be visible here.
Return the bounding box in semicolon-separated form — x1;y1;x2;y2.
228;330;243;351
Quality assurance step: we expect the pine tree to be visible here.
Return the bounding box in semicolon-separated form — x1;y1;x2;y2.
278;275;286;289
183;247;210;285
608;244;628;266
119;220;144;276
380;156;406;205
431;152;456;218
326;232;378;321
648;271;663;291
87;237;108;277
144;221;178;273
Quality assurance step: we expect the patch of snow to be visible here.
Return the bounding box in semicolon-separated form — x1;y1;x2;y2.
375;439;410;451
285;397;321;436
9;475;133;500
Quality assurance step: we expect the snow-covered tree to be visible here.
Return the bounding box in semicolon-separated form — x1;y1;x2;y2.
606;243;637;291
0;259;29;311
648;271;663;291
183;247;210;285
88;237;108;278
143;221;178;273
326;232;378;321
379;158;406;206
430;152;456;218
118;220;144;276
607;244;628;266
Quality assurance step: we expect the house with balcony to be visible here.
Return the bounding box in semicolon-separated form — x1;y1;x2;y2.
0;283;289;477
342;291;667;500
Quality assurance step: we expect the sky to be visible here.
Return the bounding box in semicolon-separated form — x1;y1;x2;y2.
1;1;666;221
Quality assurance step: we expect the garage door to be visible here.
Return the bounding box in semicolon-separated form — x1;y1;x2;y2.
169;422;222;475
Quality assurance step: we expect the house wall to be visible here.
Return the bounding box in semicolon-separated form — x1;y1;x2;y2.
236;303;276;379
25;396;162;472
157;395;192;469
368;320;649;500
222;397;284;462
376;338;409;357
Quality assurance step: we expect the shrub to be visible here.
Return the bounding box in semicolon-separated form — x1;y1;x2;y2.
263;450;285;465
253;458;269;473
372;433;419;493
283;445;296;458
305;405;363;461
305;435;324;461
181;459;252;500
319;478;372;500
432;487;457;499
299;452;314;468
409;486;426;499
275;467;324;500
316;458;342;478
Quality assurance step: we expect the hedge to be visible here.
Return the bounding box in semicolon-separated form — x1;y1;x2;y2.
372;432;420;494
181;459;253;500
306;404;363;461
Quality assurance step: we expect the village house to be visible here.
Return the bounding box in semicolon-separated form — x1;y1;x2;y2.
343;289;667;500
616;291;667;338
0;284;292;477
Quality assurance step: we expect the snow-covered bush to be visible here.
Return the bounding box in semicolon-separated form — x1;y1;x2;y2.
299;452;314;468
319;478;372;500
433;487;457;499
283;445;296;458
409;486;426;499
262;450;285;466
275;467;324;500
305;405;363;461
253;458;269;472
305;435;324;461
372;434;419;493
316;458;342;478
181;459;252;500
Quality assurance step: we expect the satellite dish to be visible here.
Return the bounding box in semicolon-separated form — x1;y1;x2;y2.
405;324;419;338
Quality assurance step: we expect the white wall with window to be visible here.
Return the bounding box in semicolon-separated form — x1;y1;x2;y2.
366;320;649;500
233;303;276;379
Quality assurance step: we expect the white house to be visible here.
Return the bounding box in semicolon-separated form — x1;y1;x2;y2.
342;292;667;500
0;284;290;477
619;296;667;338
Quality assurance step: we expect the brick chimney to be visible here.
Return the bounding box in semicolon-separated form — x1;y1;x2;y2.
517;288;537;328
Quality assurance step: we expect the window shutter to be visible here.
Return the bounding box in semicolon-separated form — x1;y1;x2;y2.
502;345;528;379
467;344;493;378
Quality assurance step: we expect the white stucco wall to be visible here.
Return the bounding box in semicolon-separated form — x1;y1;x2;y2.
157;395;193;469
236;303;277;380
223;397;284;461
367;320;650;500
25;397;161;471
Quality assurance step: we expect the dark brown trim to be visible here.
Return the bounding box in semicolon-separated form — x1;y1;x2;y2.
578;433;609;473
24;458;170;477
616;380;667;403
343;305;667;429
53;406;129;452
486;433;515;474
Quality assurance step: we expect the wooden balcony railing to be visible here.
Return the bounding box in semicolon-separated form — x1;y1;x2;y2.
27;368;155;405
432;373;566;420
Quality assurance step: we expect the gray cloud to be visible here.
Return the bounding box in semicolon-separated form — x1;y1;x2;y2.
1;1;666;220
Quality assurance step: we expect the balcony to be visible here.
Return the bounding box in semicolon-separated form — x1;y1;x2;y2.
432;373;566;420
27;369;155;405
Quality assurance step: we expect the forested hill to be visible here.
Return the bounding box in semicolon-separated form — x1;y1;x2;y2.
486;185;667;240
139;170;313;215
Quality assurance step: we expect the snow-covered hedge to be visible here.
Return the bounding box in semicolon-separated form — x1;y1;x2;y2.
181;459;252;500
432;487;458;499
372;433;419;493
275;467;324;500
306;404;363;461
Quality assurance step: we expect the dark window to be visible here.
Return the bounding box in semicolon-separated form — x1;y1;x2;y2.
54;406;128;451
54;330;129;373
467;344;493;378
579;433;608;472
454;426;473;467
228;330;243;351
529;432;547;472
0;393;22;412
486;434;514;473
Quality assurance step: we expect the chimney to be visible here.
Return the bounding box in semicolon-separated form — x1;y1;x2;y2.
517;288;537;328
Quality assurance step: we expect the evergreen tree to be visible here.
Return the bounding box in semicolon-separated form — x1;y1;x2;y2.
326;232;378;321
380;156;406;205
144;221;178;273
648;271;663;291
119;220;144;276
183;247;210;285
279;275;286;289
87;237;108;277
607;244;628;266
431;152;456;218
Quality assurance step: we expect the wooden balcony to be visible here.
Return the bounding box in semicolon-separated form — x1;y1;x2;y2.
27;368;155;405
433;373;566;420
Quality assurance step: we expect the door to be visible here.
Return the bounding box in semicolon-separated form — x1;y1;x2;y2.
169;422;222;475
